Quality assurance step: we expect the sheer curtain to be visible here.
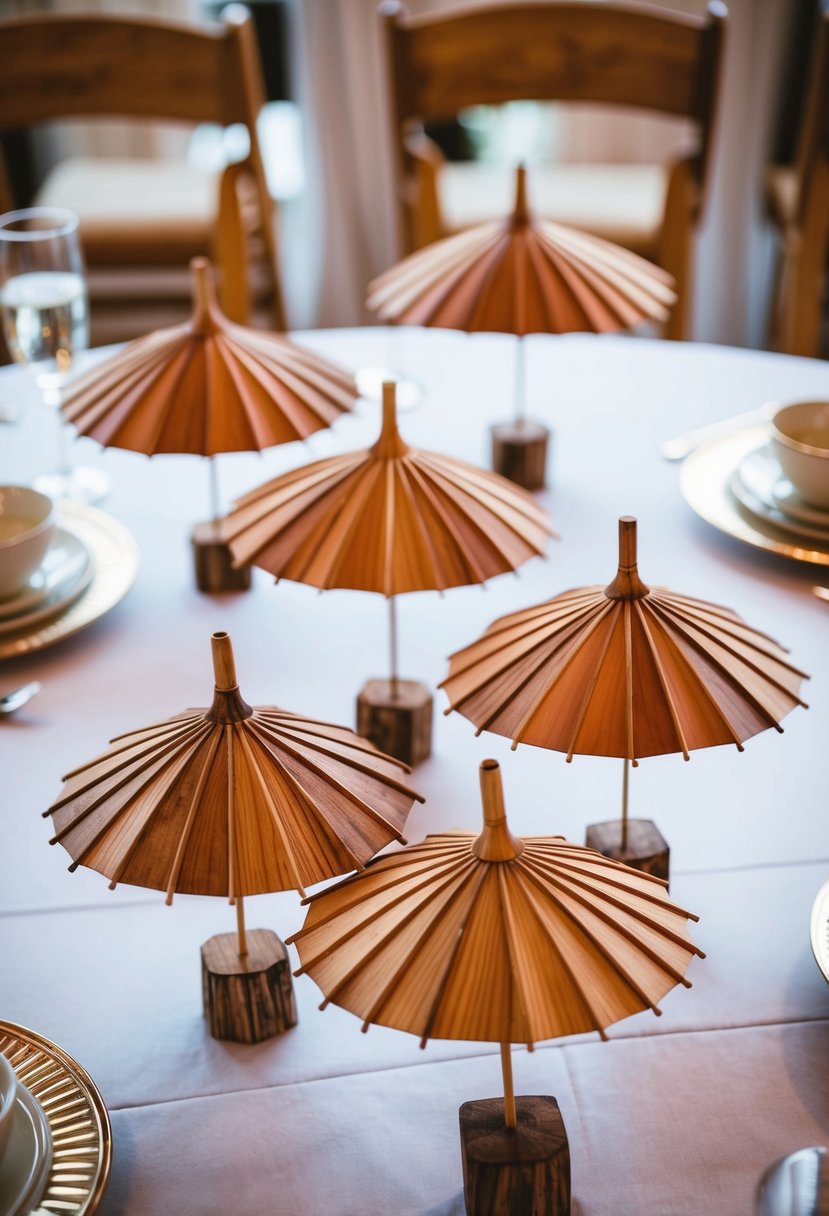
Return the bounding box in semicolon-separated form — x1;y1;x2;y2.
288;0;796;347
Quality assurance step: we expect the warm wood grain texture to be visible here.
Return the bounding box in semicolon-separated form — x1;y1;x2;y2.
442;516;809;761
460;1095;570;1216
766;12;829;356
368;167;676;336
222;380;552;594
44;632;423;900
0;7;284;327
585;819;669;884
201;929;297;1043
192;521;252;593
357;678;433;766
381;2;726;340
290;760;703;1047
62;258;356;456
490;421;549;491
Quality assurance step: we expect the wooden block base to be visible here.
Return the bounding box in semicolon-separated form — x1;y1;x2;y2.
460;1095;570;1216
585;818;670;883
490;420;550;491
356;678;432;766
192;520;252;594
201;928;297;1043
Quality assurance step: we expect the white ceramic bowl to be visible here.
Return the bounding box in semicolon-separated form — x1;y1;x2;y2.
771;401;829;509
0;1050;18;1170
0;486;55;600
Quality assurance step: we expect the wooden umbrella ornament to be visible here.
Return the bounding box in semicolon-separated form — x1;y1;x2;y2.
442;516;810;881
289;758;703;1215
221;379;553;765
61;256;357;592
44;630;423;1044
367;165;676;490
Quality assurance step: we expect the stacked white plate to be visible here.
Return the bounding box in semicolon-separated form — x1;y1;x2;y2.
729;443;829;547
0;526;92;639
0;1077;51;1216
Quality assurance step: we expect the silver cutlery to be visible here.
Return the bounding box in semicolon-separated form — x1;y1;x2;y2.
0;680;41;715
661;403;775;462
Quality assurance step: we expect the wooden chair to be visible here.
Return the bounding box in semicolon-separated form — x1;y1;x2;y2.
0;5;285;342
381;0;727;341
765;12;829;358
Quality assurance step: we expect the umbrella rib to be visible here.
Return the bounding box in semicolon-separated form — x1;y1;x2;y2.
563;602;621;762
103;728;221;894
412;863;493;1046
403;460;484;586
245;722;408;846
522;862;702;991
519;866;669;1020
61;717;206;782
635;602;690;760
226;727;238;905
648;598;809;712
496;864;535;1045
236;726;308;897
289;849;472;954
48;724;212;837
302;461;385;590
624;600;635;761
527;851;704;951
395;460;449;590
163;729;223;903
508;600;617;748
383;459;396;595
250;718;422;803
441;597;605;700
254;713;414;775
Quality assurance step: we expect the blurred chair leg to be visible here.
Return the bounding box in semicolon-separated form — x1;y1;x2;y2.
659;158;696;342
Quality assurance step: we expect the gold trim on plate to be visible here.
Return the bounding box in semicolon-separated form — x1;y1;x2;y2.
680;423;829;567
0;502;139;661
0;1021;112;1215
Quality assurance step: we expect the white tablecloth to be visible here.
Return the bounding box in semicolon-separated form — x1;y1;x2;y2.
2;328;829;1216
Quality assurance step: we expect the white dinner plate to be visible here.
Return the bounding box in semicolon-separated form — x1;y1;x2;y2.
811;880;829;985
0;1082;52;1216
0;529;92;638
731;446;829;543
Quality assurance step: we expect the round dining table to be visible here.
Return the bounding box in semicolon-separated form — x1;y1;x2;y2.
2;326;829;1216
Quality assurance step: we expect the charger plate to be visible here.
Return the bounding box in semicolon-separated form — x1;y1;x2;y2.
0;1021;111;1215
680;423;829;567
0;502;138;661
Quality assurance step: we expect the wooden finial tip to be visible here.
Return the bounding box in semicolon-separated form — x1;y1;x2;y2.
190;257;217;329
513;164;529;224
605;516;649;600
211;631;238;690
474;760;524;862
374;380;408;457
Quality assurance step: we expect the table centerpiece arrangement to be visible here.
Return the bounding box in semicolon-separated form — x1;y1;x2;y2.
441;516;810;880
367;165;676;489
289;757;703;1216
44;630;423;1043
220;380;553;765
60;256;358;592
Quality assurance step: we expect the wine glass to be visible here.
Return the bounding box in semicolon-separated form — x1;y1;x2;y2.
0;207;109;502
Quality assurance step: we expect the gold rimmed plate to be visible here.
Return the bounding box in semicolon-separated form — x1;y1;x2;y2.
680;423;829;567
0;1021;111;1216
0;502;139;661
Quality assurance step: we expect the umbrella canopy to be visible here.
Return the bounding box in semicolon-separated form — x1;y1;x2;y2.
221;380;553;596
289;758;703;1047
366;166;676;336
44;632;423;900
61;258;356;456
441;516;809;763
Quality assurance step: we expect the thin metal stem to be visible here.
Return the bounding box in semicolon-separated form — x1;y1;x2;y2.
621;757;630;853
389;596;399;701
57;420;73;478
236;894;248;959
209;456;221;525
514;337;526;426
500;1042;517;1128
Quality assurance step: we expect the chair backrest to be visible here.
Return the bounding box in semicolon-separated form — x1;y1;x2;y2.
383;0;726;240
0;4;284;327
792;10;829;227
